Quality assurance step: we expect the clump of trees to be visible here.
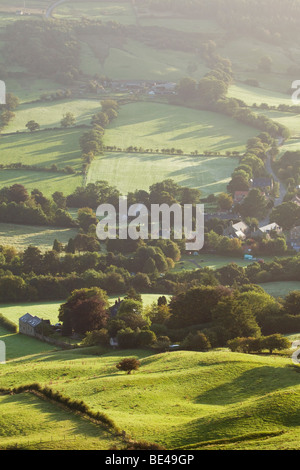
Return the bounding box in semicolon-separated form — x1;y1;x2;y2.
0;185;76;228
227;334;290;354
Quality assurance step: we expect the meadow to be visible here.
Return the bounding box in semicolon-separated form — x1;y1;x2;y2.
104;102;256;154
0;128;84;195
171;253;286;272
0;222;78;252
221;37;295;93
53;1;136;24
96;39;209;82
259;281;300;298
4;99;101;133
0;391;124;450
86;152;238;196
0;169;82;197
0;347;299;449
228;84;293;107
0;128;83;169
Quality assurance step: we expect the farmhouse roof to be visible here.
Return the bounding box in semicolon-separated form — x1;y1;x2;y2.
232;221;249;233
19;313;43;328
258;223;281;233
252;177;272;188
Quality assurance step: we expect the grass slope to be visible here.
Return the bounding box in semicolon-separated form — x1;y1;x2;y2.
0;348;299;449
0;222;78;252
105;102;256;154
0;392;123;450
86;152;238;196
4;100;101;133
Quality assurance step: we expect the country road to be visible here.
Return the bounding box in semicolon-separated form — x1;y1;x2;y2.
45;0;67;18
259;139;286;227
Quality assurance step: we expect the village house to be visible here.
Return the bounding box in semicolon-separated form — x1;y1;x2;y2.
19;313;51;337
223;221;250;240
251;177;273;191
253;222;282;239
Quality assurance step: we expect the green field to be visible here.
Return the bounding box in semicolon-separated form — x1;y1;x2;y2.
0;128;84;195
1;77;62;104
54;1;136;24
5;99;101;133
0;222;78;252
0;392;123;450
87;152;238;196
221;37;295;93
0;325;57;360
172;253;289;272
228;84;293;107
0;347;299;449
0;128;83;169
104;102;256;154
259;281;300;298
0;170;82;197
97;39;209;81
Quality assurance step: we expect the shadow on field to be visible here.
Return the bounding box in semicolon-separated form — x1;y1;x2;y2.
194;365;300;405
0;392;114;443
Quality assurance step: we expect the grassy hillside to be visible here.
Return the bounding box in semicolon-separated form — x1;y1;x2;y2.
0;392;123;450
0;128;83;169
0;348;299;449
86;152;238;196
105;102;257;154
4;99;101;133
54;1;136;25
0;222;78;252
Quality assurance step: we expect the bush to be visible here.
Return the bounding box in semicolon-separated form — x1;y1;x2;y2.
0;313;17;333
137;329;157;347
182;332;211;351
116;358;141;375
117;328;139;349
153;336;171;352
82;329;110;347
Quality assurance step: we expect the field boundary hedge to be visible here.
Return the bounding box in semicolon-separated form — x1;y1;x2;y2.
0;314;18;333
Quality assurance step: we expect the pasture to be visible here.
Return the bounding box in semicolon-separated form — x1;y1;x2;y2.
259;281;300;298
0;348;299;449
172;253;288;272
0;392;123;450
0;223;78;252
228;84;293;107
0;170;82;197
104;102;256;154
86;152;238;196
53;1;136;24
97;39;209;81
4;99;101;133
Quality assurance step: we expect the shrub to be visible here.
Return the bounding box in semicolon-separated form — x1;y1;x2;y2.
116;358;141;375
182;332;211;351
82;329;110;347
153;336;171;352
117;328;139;349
